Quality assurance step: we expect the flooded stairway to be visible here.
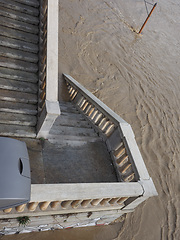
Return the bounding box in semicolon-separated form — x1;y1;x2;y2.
0;0;39;137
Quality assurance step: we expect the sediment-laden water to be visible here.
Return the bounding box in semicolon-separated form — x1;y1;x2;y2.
59;1;180;238
2;0;180;239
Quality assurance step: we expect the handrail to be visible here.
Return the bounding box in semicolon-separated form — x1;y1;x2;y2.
63;74;127;126
63;74;157;194
63;74;152;182
0;183;144;218
37;0;60;138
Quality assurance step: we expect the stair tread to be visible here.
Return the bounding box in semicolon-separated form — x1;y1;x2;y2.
0;100;37;115
0;78;37;94
0;35;38;53
0;0;39;17
0;25;38;44
0;15;39;34
59;111;86;121
0;123;36;138
56;115;91;128
60;103;79;114
0;67;38;83
0;112;36;126
50;125;98;138
0;46;38;63
0;6;39;25
48;134;101;144
13;0;39;8
0;89;37;104
0;56;38;73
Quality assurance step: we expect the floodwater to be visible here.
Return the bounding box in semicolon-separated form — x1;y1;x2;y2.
2;0;180;239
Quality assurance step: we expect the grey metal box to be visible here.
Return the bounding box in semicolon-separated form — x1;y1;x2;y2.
0;137;31;210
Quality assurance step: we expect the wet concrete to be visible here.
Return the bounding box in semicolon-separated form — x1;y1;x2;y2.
17;135;117;184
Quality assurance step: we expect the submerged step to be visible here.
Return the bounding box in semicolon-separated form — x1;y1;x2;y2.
0;100;37;115
0;89;37;104
0;112;37;126
0;78;37;94
0;123;36;138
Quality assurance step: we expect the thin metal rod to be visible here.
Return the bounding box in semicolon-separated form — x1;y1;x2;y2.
138;2;157;34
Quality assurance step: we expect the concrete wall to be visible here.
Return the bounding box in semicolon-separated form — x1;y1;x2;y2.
0;210;125;235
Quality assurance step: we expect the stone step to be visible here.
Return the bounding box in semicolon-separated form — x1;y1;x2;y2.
0;56;38;73
59;111;86;121
48;134;101;145
0;67;38;83
0;46;38;63
60;102;79;114
0;16;39;35
0;100;37;115
0;6;39;25
56;114;91;129
0;0;39;17
0;112;36;126
0;35;38;53
50;125;98;138
0;25;38;44
13;0;39;8
60;101;77;107
0;78;37;94
0;123;36;138
0;89;37;104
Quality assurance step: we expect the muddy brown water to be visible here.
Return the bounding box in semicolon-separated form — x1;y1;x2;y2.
1;0;180;239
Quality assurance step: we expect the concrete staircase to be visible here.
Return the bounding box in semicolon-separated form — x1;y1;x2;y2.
48;102;101;145
45;101;117;183
0;0;39;138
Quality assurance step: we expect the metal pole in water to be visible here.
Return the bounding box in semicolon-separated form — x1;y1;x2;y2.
138;2;157;34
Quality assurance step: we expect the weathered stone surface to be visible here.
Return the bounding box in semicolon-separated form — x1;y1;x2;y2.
0;46;38;63
0;0;39;138
0;100;37;115
0;16;39;34
42;140;117;183
0;78;38;94
0;89;37;104
0;56;38;73
0;67;38;82
0;0;39;16
0;25;39;44
13;0;40;8
0;36;38;53
0;6;39;25
0;112;37;126
0;124;36;138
